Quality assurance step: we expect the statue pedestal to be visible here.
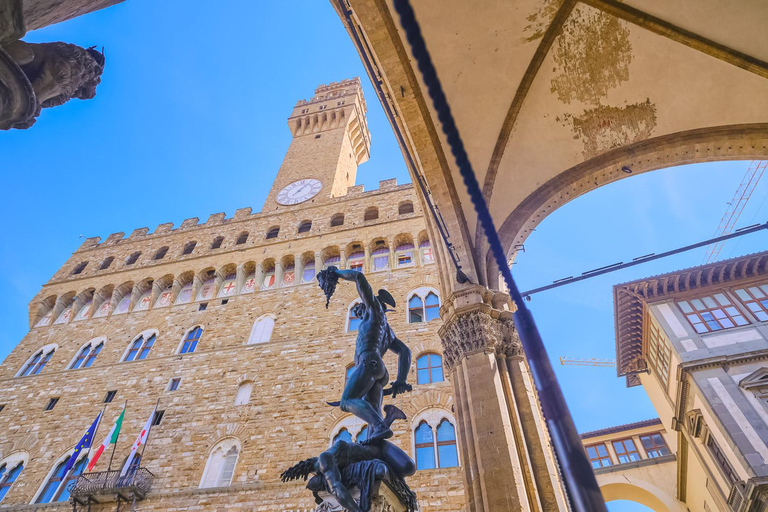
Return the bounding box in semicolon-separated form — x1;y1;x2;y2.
314;481;408;512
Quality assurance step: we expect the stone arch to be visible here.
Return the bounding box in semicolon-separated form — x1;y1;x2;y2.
92;284;114;318
31;294;57;328
600;480;679;512
490;124;768;286
402;390;454;419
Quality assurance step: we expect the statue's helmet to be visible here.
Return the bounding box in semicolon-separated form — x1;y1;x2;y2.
85;46;106;69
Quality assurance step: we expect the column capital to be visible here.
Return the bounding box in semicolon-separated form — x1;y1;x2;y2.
438;286;522;373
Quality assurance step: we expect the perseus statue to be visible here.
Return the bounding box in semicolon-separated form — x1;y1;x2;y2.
321;266;412;444
282;267;417;512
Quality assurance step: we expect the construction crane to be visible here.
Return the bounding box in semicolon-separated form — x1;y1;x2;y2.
704;160;767;263
558;357;616;367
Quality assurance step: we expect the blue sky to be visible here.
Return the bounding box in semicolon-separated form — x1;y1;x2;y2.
1;2;766;510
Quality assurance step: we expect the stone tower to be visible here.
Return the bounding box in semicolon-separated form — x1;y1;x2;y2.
265;78;371;210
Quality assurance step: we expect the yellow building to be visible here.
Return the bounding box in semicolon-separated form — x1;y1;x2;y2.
0;79;472;511
613;252;768;511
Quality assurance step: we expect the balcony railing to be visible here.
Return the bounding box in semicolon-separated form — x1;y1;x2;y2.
69;468;155;505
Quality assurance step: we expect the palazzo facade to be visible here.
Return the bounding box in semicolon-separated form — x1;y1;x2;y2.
0;79;469;511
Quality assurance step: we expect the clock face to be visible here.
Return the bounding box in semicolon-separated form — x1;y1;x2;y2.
276;179;322;205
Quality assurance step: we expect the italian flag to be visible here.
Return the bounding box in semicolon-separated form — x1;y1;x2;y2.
87;408;125;472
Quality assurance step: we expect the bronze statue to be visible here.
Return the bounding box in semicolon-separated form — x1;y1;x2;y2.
0;40;105;129
283;267;417;512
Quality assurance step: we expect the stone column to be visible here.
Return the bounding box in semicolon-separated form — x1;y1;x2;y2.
295;255;305;284
235;264;246;294
439;285;568;512
275;263;285;288
340;251;348;270
314;252;323;272
254;263;265;289
364;246;371;273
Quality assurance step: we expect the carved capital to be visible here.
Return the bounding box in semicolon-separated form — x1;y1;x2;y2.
439;308;522;373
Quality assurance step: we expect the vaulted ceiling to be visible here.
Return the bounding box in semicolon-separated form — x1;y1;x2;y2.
334;0;768;288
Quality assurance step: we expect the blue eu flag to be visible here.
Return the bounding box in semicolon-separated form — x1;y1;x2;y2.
63;412;101;476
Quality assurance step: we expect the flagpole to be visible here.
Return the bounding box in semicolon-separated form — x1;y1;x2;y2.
137;399;160;471
85;406;107;468
107;400;127;472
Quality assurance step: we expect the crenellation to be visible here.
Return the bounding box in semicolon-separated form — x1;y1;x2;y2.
206;212;227;225
234;207;252;220
180;217;200;229
154;222;174;235
379;178;397;189
78;236;101;250
104;232;125;244
347;184;365;195
129;227;149;238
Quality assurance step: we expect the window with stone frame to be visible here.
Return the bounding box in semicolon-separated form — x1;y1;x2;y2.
585;443;612;469
398;201;414;215
248;316;275;344
125;251;141;265
36;454;87;503
182;241;197;255
19;346;55;377
639;432;670;458
645;314;672;389
234;381;253;405
298;221;312;234
69;340;104;369
123;333;156;362
333;428;352;445
200;440;240;488
180;326;202;354
211;236;224;249
707;435;738;485
330;213;344;227
348;302;362;332
414;419;458;470
677;294;749;333
266;227;280;239
71;261;87;275
734;283;768;322
0;458;24;502
408;290;440;323
99;256;114;270
364;207;378;221
302;260;316;283
235;232;249;245
347;246;365;271
612;438;641;464
153;247;168;260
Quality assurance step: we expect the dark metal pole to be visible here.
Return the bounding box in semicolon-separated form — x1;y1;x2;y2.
391;1;607;509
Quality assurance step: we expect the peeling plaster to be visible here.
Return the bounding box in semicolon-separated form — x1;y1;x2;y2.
550;9;632;105
557;99;658;159
523;0;563;42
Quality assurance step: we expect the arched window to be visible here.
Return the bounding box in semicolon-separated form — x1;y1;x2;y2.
425;293;440;321
0;457;25;502
54;304;74;324
71;261;88;275
19;346;55;377
408;290;441;323
282;261;296;287
298;221;312;233
211;236;224;249
348;302;362;332
357;426;369;444
74;298;93;321
324;253;341;269
436;420;459;468
236;232;248;245
182;241;197;255
234;381;253;405
330;213;344;227
248;316;275;344
416;353;444;384
153;247;168;260
415;422;435;470
364;207;379;221
125;252;141;265
333;428;352;445
70;340;104;369
399;202;414;215
123;333;156;362
266;227;280;239
99;257;114;270
414;418;459;470
348;246;364;271
197;272;216;301
113;286;133;314
395;241;415;268
200;440;240;488
36;455;87;503
409;296;424;323
180;326;202;354
175;281;194;305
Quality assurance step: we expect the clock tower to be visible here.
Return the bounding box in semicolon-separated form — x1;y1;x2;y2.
265;78;371;211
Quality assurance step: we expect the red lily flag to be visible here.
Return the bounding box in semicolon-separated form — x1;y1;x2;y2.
120;407;155;476
87;407;125;472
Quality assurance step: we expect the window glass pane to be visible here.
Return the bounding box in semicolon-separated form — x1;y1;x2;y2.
417;369;430;384
734;315;749;325
349;317;361;331
416;447;436;470
357;426;368;443
430;354;441;368
436;421;455;442
333;429;352;445
410;309;424;323
417;356;429;369
720;318;734;329
415;423;433;444
438;444;459;468
703;296;717;308
735;289;751;301
678;301;693;313
586;446;597;458
747;286;765;298
691;299;705;311
714;293;731;305
425;293;439;306
431;366;444;383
